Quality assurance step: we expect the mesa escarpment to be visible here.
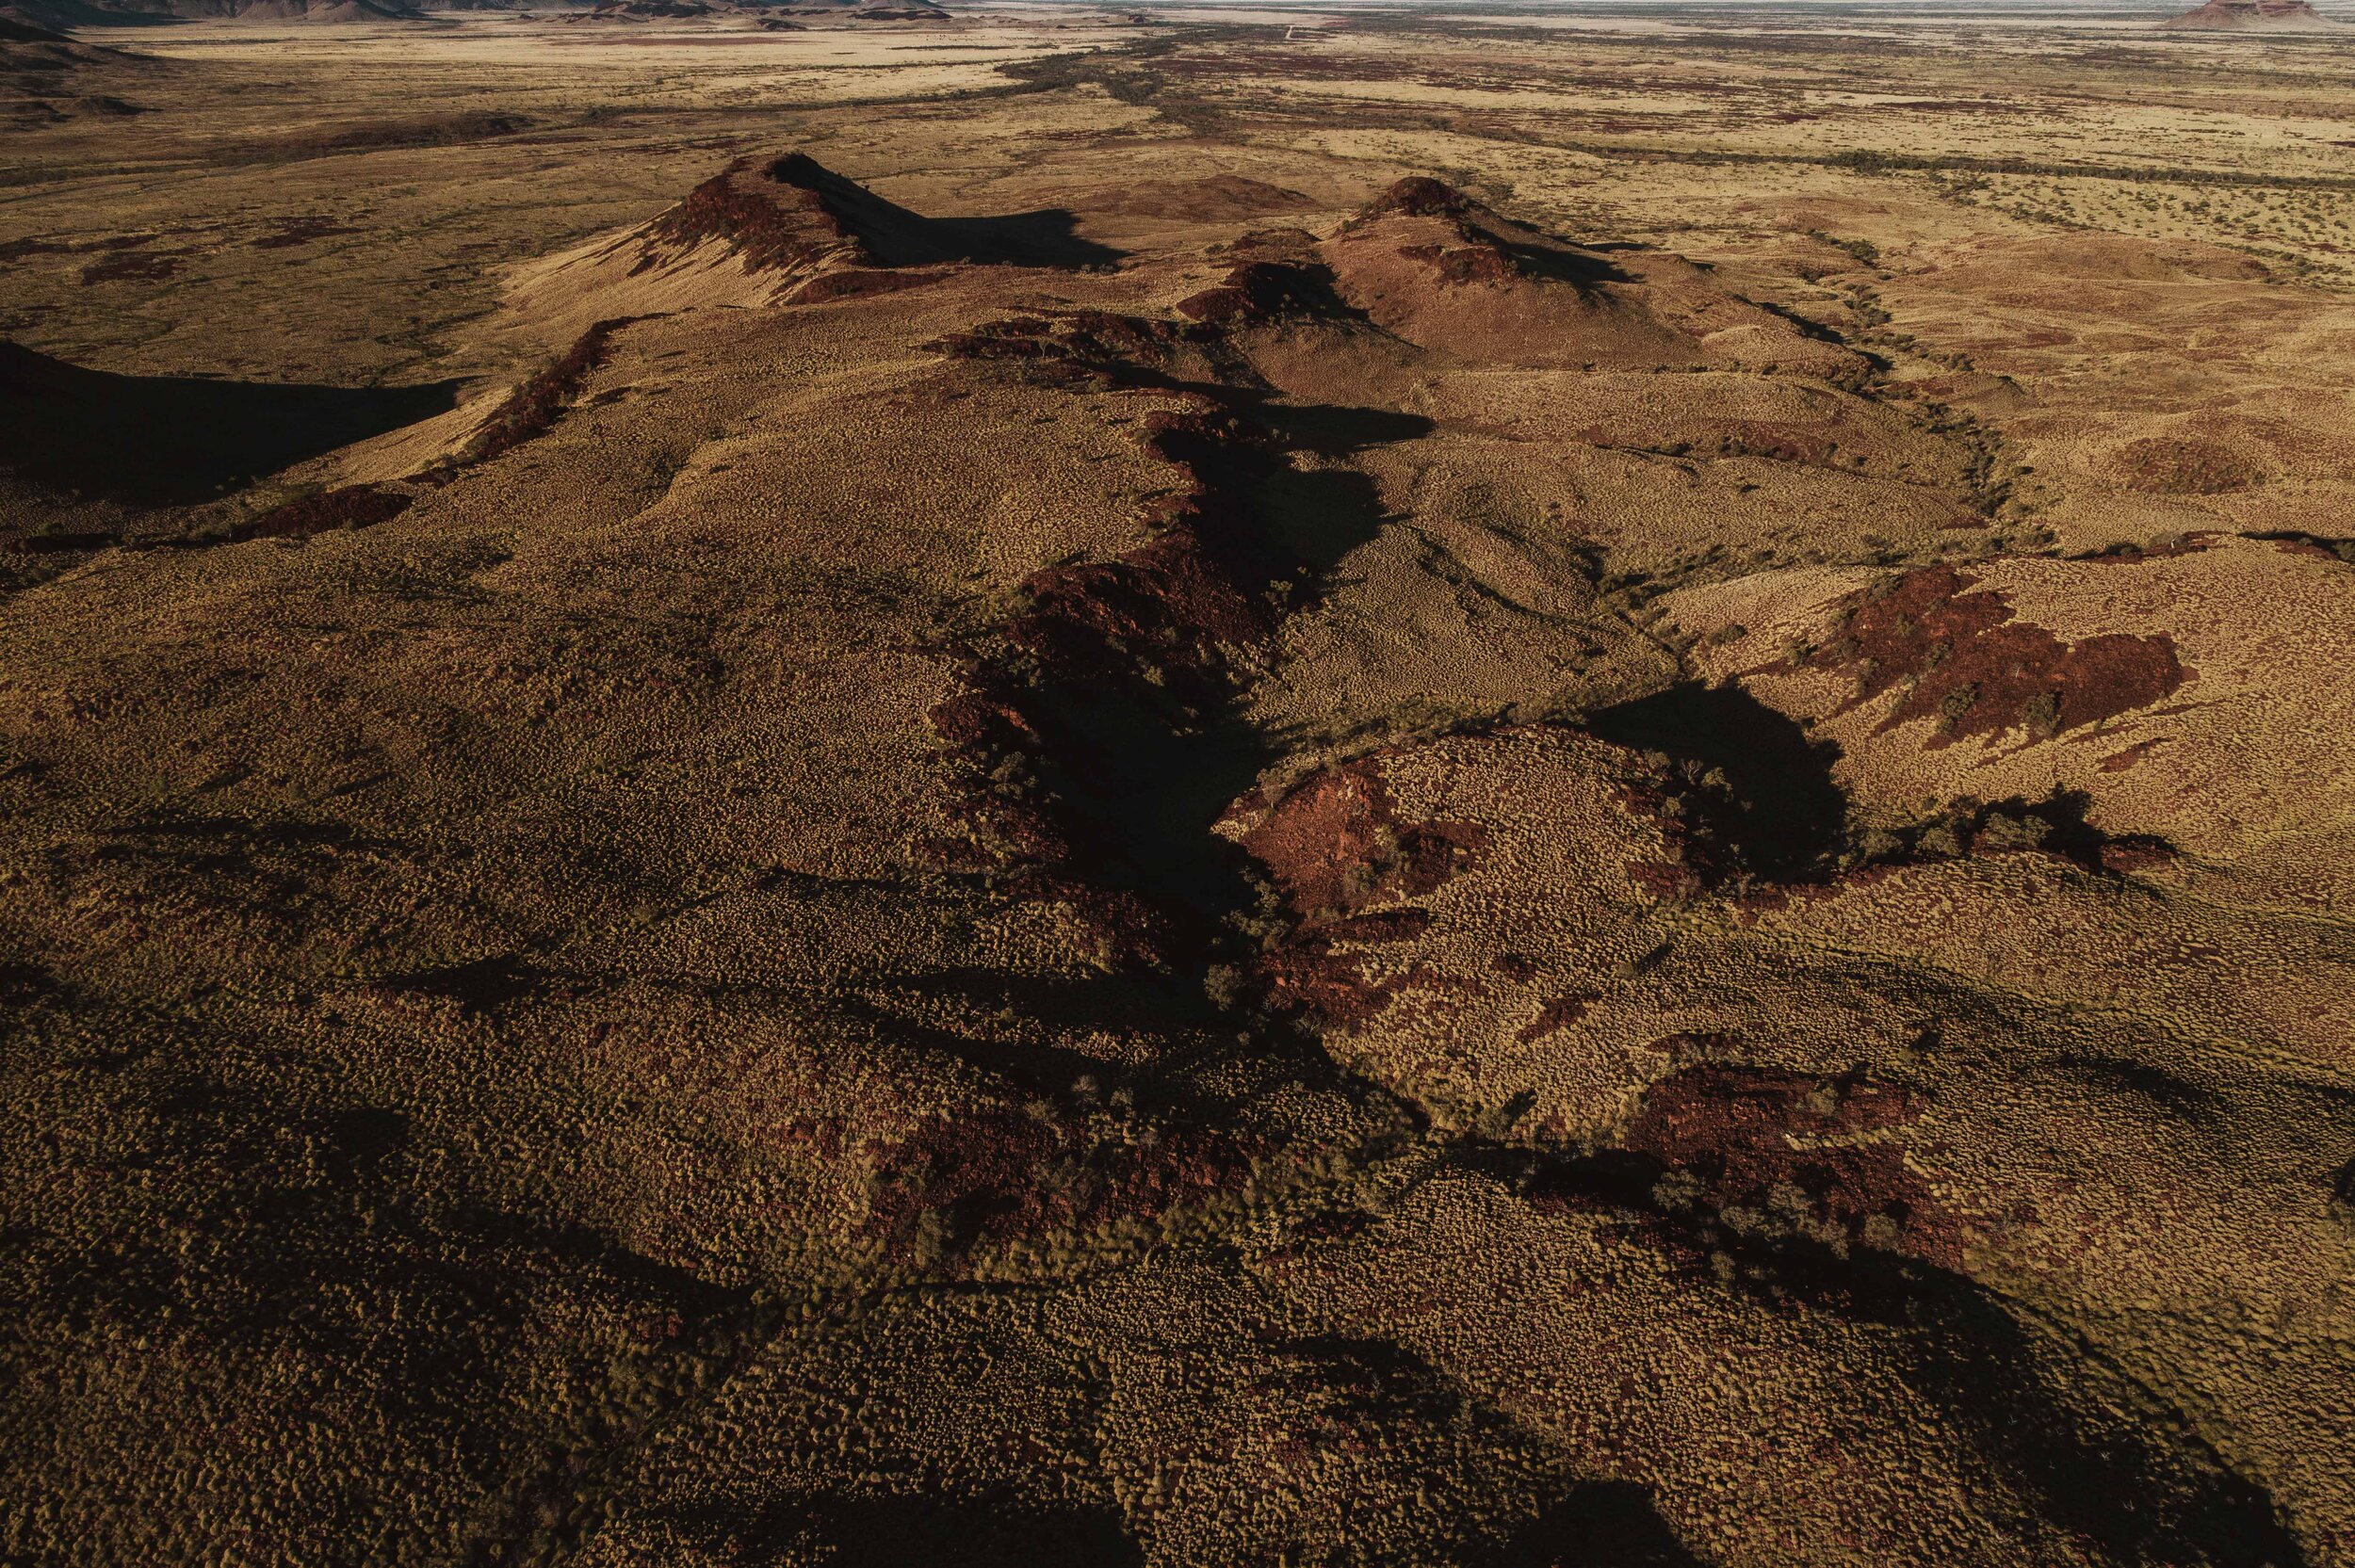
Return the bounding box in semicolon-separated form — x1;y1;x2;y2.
5;122;2354;1568
501;154;1117;339
2161;0;2345;28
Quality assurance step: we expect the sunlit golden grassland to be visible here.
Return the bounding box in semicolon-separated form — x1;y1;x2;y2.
5;9;2355;1567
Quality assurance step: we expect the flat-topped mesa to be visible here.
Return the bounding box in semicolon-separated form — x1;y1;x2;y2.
766;0;950;18
1359;175;1486;223
1352;175;1606;251
1321;174;1869;378
503;152;1119;336
569;1;717;20
638;154;877;278
2161;0;2343;28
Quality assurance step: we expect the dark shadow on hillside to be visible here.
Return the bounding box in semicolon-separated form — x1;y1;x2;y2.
686;1495;1142;1568
1748;294;1857;348
1250;1332;1708;1565
1501;1140;2308;1568
1489;1481;1707;1568
769;153;1124;270
896;210;1122;270
1245;399;1434;458
1507;239;1632;292
378;955;544;1018
1019;462;1390;934
1585;681;1847;881
0;341;461;506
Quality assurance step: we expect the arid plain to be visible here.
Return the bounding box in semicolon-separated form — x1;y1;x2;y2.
5;6;2355;1565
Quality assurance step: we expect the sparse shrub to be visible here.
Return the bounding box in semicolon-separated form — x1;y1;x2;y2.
1935;685;1979;733
1974;809;2052;852
1652;1168;1705;1213
461;317;637;467
234;484;412;542
1916;824;1964;858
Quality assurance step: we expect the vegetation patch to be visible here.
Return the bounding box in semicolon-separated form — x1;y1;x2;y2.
460;317;634;466
865;1102;1257;1267
1619;1062;1961;1266
234;483;412;542
2105;435;2266;495
227;111;533;165
77;250;184;284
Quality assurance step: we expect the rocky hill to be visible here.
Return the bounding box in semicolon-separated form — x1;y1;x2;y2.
8;145;2353;1565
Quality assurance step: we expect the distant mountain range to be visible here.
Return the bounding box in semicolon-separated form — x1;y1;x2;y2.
0;0;947;24
2160;0;2346;26
5;0;418;21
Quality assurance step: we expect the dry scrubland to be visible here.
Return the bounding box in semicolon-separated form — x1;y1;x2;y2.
5;7;2355;1566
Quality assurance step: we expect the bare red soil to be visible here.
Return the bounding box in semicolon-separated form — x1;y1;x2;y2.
1240;761;1486;924
1254;909;1448;1031
1621;1062;1962;1267
1805;564;2187;748
865;1104;1256;1264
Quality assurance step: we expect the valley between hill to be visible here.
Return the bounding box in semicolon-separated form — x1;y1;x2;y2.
5;11;2355;1567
